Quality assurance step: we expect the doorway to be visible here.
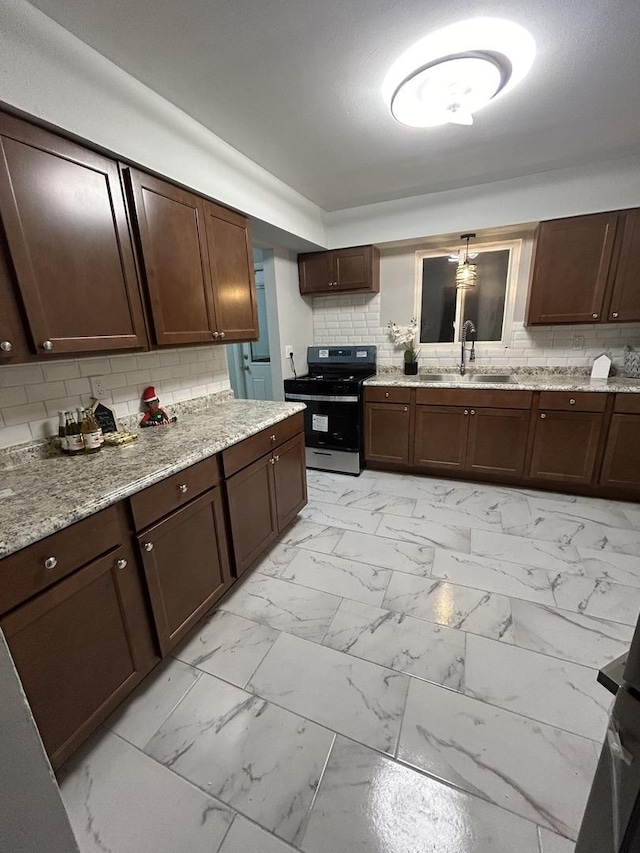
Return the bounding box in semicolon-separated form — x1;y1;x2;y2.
227;251;274;400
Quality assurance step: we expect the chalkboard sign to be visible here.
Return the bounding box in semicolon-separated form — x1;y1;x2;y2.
93;402;118;434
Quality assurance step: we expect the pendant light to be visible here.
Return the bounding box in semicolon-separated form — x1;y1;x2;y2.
455;234;478;290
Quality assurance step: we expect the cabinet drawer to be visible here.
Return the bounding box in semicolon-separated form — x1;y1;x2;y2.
130;455;220;531
538;391;607;412
364;387;412;404
614;394;640;415
222;412;304;477
0;505;121;616
415;388;532;409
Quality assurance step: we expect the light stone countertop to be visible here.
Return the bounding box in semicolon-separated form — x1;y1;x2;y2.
0;399;305;559
364;373;640;393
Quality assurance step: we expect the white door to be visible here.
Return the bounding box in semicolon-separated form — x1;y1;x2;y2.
228;266;274;400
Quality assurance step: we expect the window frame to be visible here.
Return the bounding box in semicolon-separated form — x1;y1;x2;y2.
414;238;522;347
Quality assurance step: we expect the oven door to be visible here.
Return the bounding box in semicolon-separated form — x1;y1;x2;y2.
285;393;360;452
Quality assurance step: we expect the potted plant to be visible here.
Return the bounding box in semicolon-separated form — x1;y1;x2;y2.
388;318;420;375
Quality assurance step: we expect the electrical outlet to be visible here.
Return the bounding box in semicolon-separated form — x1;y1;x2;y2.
285;345;294;359
90;376;105;399
572;335;585;349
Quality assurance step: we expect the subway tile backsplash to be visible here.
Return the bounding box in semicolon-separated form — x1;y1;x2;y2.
312;293;640;372
0;345;230;449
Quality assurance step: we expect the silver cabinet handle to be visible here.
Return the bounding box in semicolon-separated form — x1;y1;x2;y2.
44;556;57;570
116;558;127;570
143;542;154;551
213;331;220;339
274;455;280;462
464;409;469;415
41;340;53;351
219;331;225;339
0;341;12;352
270;434;277;441
470;410;476;415
385;392;390;398
612;312;619;318
269;457;275;465
569;399;576;405
592;314;598;319
540;413;546;419
403;406;408;412
178;484;188;493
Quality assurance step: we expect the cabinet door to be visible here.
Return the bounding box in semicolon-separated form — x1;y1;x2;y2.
529;410;604;484
600;414;640;491
606;210;640;323
273;433;308;530
365;402;411;465
413;406;469;472
334;246;380;293
226;452;278;576
0;113;147;354
0;238;29;362
126;168;215;346
298;252;333;294
138;488;231;655
202;200;259;342
526;214;618;324
0;544;157;769
466;408;530;480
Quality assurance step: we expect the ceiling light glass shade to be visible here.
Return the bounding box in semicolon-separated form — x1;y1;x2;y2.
383;18;535;127
391;55;504;127
455;259;478;289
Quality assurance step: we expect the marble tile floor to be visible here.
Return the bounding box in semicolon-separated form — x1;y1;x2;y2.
58;469;640;853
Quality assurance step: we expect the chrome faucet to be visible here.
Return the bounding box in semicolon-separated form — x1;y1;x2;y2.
460;319;476;375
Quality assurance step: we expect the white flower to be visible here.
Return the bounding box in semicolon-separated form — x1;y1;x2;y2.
388;319;419;352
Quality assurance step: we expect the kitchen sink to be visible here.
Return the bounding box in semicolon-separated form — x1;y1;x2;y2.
418;374;515;383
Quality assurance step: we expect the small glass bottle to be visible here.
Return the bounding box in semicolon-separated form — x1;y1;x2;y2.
81;407;103;454
58;411;68;454
65;411;84;455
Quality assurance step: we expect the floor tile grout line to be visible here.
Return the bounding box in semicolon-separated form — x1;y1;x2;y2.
214;811;237;853
294;732;338;850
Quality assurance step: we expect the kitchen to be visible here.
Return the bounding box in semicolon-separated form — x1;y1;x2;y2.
2;2;640;853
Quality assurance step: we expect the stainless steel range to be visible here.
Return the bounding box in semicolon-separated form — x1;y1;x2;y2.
283;345;377;475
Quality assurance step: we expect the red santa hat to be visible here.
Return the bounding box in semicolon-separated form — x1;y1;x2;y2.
142;386;159;404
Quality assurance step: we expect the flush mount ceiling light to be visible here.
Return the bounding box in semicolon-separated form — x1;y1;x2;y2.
383;19;535;128
454;234;478;290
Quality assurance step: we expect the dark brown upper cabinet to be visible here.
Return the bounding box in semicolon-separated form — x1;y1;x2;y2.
0;112;147;356
298;245;380;295
526;209;640;326
125;168;258;346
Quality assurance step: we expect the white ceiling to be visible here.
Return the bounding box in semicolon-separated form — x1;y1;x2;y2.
27;0;640;212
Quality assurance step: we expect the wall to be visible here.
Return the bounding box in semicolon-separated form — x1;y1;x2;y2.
0;345;229;449
1;0;325;247
312;239;640;371
325;154;640;248
0;631;80;853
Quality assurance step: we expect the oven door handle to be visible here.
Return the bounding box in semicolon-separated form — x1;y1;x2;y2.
285;393;359;403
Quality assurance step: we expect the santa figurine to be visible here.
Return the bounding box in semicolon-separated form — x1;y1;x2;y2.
139;386;176;428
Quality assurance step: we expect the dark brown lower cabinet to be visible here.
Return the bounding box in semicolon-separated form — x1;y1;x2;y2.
528;410;604;485
364;403;411;465
0;543;157;769
599;414;640;491
413;406;468;471
466;407;530;479
226;433;308;576
138;488;231;655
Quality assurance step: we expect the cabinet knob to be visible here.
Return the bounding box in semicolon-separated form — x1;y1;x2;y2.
274;454;280;462
612;312;619;319
0;341;12;352
116;558;127;570
403;406;408;412
540;413;546;419
464;409;469;415
44;556;57;570
569;399;576;405
213;331;220;339
143;542;154;551
41;340;53;351
592;314;598;319
384;392;390;398
270;457;276;465
270;434;277;441
470;410;476;415
219;331;225;339
178;484;188;493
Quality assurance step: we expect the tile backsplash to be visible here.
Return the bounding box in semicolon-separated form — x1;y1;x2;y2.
0;345;230;449
312;293;640;372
